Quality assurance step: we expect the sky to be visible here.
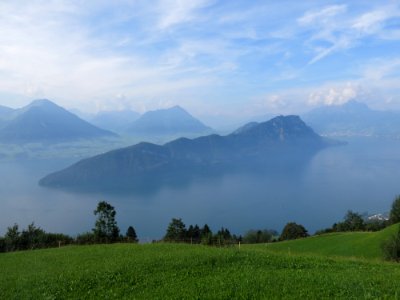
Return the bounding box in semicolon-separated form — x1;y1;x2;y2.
0;0;400;122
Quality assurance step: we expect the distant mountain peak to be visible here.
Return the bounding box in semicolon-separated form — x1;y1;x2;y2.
302;99;400;137
29;99;58;107
126;105;212;137
169;105;184;111
0;99;116;143
342;100;369;111
233;115;318;142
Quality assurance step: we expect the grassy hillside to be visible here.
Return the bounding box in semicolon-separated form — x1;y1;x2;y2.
263;223;399;260
1;242;400;299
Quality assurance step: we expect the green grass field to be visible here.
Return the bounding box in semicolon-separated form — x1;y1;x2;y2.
263;223;399;260
1;226;400;299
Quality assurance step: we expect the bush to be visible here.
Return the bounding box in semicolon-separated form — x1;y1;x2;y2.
280;222;308;241
242;229;275;244
75;232;96;245
382;225;400;261
0;237;5;253
389;196;400;224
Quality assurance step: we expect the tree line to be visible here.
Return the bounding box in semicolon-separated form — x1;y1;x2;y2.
0;201;138;253
162;217;278;245
2;196;400;254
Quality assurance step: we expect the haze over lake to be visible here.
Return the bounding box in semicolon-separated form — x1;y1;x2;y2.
0;136;398;239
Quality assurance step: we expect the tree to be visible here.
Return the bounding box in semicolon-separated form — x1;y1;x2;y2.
243;229;275;244
20;223;46;250
390;196;400;224
343;210;365;231
280;222;308;241
126;226;138;243
5;223;20;251
215;227;232;246
186;224;201;243
200;224;213;245
164;218;186;242
382;225;400;261
93;201;120;243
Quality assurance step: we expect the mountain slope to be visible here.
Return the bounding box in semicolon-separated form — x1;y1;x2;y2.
303;100;400;136
0;99;116;143
0;105;14;116
126;106;212;137
39;115;330;191
0;105;15;128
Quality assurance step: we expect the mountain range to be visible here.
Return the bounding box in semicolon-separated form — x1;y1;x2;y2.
39;115;334;192
303;100;400;137
0;99;116;143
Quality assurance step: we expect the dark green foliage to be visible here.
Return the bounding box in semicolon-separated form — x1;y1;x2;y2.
200;224;213;245
93;201;120;243
0;237;5;252
333;211;365;232
280;222;308;241
75;232;96;245
389;195;400;224
243;229;275;244
1;223;72;252
365;219;388;232
164;218;186;242
186;225;201;243
382;225;400;261
162;219;239;246
4;223;20;252
214;227;233;245
19;223;47;250
316;210;388;235
126;226;138;243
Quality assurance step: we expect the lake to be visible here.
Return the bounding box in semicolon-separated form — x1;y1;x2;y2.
0;136;399;240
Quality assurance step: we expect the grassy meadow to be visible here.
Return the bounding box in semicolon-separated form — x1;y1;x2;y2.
1;226;400;299
263;223;399;260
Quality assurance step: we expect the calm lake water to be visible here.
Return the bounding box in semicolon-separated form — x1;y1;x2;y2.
1;136;399;240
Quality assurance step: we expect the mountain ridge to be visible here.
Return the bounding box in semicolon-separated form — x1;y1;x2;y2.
303;100;400;136
39;115;333;191
0;99;117;143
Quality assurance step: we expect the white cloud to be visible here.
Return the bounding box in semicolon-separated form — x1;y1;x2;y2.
299;3;400;64
298;4;347;25
156;0;213;30
362;58;400;81
308;82;362;106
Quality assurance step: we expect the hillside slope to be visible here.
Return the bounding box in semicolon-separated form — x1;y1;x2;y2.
1;243;400;299
264;224;399;260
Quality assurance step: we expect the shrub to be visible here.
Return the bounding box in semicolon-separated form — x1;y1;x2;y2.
280;222;308;241
75;232;96;245
0;237;5;253
389;196;400;224
382;225;400;261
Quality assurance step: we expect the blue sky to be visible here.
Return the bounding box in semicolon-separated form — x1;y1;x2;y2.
0;0;400;121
